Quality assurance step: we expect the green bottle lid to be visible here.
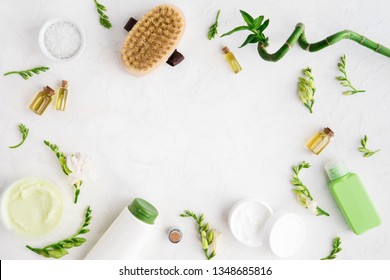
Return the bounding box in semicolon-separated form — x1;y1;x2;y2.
128;198;158;225
325;161;349;181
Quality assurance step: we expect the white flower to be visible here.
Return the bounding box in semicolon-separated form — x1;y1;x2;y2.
66;153;90;186
306;199;318;215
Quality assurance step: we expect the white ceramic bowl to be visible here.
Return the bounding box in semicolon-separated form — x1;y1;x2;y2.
38;18;86;62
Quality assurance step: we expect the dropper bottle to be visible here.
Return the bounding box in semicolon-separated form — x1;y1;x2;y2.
56;80;68;111
222;46;242;74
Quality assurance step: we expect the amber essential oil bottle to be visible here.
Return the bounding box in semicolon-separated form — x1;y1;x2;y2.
29;86;55;115
306;127;334;155
56;80;68;111
223;46;242;74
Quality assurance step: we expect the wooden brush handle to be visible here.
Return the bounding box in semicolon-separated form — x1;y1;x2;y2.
124;17;138;32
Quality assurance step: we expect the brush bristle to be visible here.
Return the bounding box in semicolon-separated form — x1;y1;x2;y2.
121;4;185;75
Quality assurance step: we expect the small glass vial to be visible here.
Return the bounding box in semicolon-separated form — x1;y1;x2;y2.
56;80;68;111
222;46;242;74
29;86;55;115
168;228;182;244
306;127;334;155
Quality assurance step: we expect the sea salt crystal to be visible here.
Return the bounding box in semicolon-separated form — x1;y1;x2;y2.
44;21;82;59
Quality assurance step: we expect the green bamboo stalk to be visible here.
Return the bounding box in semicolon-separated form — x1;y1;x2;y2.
258;23;390;62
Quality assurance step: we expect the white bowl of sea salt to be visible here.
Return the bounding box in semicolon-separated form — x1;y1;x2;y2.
228;199;306;258
39;19;85;62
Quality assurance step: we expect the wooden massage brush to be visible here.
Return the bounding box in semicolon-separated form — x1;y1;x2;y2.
121;4;186;76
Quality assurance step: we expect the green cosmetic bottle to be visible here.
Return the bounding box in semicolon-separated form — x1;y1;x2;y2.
325;161;380;235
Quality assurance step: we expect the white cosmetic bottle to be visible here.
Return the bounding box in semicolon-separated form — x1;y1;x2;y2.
85;198;158;260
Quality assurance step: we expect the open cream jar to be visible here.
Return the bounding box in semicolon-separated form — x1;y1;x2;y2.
229;199;306;258
0;177;64;239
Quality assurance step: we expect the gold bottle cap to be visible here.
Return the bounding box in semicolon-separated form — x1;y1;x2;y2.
222;46;230;54
44;86;55;96
324;127;334;137
61;80;68;88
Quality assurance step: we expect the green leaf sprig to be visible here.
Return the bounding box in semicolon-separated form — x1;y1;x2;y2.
291;161;329;216
208;10;221;40
9;124;29;149
336;55;365;95
181;210;219;260
221;10;269;48
44;140;83;204
358;135;380;157
298;67;316;113
321;237;342;260
26;206;92;259
44;140;72;175
93;0;112;29
3;66;49;80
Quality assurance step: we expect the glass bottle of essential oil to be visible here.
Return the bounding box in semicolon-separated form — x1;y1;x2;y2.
306;127;334;155
223;46;242;74
56;80;68;111
29;86;55;115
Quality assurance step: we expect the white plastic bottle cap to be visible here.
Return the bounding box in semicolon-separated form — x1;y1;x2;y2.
263;210;306;258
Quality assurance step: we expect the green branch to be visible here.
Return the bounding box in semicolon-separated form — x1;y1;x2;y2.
4;66;49;80
358;135;380;157
298;68;316;113
181;210;217;260
221;11;390;62
208;10;221;40
26;206;92;259
321;237;342;260
44;140;84;204
291;161;329;216
9;124;29;149
44;140;71;175
93;0;112;29
336;55;365;95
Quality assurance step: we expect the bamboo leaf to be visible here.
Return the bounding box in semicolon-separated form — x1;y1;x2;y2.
253;16;264;29
259;19;270;33
239;34;259;48
239;10;254;26
221;26;250;37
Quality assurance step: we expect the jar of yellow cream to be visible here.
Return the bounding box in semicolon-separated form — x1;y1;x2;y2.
0;177;64;239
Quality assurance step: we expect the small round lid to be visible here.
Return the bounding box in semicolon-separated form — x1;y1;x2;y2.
263;211;305;258
128;198;158;225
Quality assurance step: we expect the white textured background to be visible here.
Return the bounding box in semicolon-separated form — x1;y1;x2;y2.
1;0;389;260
